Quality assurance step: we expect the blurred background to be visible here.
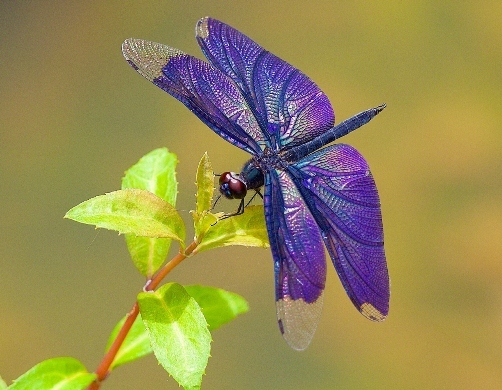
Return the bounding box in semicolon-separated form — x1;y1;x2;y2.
1;1;501;389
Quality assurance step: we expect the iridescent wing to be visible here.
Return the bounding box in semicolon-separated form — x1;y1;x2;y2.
264;169;326;350
122;39;265;155
291;144;390;320
196;17;335;151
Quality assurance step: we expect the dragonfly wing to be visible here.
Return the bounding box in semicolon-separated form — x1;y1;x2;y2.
196;17;335;150
264;169;326;350
292;144;390;320
122;39;264;155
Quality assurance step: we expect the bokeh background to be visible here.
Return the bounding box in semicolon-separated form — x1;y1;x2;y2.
1;1;501;389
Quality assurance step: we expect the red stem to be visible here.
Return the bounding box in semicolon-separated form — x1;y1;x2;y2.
88;241;199;389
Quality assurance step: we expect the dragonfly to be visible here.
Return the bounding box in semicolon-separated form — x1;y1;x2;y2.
122;17;390;350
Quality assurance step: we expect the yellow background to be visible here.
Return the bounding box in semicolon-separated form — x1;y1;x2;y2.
1;1;501;389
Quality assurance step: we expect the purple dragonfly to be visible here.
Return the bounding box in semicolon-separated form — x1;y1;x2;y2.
122;17;389;350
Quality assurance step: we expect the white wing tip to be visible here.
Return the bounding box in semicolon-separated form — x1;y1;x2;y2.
276;293;324;351
122;38;184;81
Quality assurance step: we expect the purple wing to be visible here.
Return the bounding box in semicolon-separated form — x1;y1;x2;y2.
196;17;335;151
122;39;265;155
264;169;326;350
292;144;390;320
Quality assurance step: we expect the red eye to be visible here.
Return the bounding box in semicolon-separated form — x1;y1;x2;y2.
227;178;247;199
219;172;233;186
219;171;247;199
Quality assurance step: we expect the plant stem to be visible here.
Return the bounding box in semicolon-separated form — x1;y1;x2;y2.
88;240;199;390
148;241;198;290
88;303;139;390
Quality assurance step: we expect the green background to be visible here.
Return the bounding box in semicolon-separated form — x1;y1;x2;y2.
1;1;501;389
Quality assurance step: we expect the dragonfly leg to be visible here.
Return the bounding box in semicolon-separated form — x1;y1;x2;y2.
216;198;246;221
213;188;262;224
211;194;222;210
244;188;263;207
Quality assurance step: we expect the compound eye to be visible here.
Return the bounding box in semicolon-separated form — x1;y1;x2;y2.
219;172;247;199
227;178;247;199
219;172;234;186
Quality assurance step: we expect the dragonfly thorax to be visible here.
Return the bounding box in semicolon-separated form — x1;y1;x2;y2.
240;158;265;191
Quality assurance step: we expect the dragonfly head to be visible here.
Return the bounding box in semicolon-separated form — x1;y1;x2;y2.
219;171;247;199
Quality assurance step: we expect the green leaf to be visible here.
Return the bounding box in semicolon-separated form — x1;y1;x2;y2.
194;152;214;214
65;189;185;247
194;205;269;253
185;285;249;331
0;376;7;390
124;236;172;277
105;313;152;370
122;148;179;276
192;153;222;242
138;283;211;390
8;357;95;390
103;286;247;371
122;148;178;204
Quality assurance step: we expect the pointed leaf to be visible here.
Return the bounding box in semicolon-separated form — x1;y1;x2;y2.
65;189;185;246
185;285;249;331
192;153;223;242
195;152;214;214
138;283;211;390
122;148;179;276
0;376;7;390
194;205;269;253
105;313;152;370
8;357;95;390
